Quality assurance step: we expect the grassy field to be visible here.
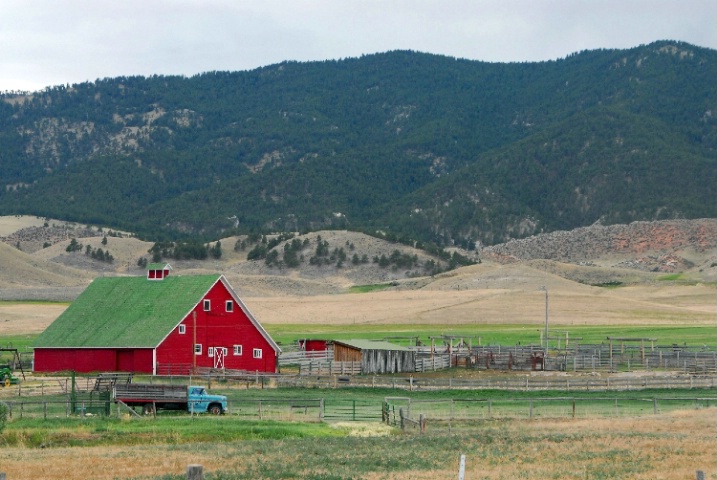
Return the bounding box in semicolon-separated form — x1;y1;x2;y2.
0;276;715;479
0;407;714;479
265;323;717;347
3;322;716;354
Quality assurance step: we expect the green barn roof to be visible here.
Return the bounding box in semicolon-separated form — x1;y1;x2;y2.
34;275;221;348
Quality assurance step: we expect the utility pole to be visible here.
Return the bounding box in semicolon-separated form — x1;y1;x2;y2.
540;286;549;350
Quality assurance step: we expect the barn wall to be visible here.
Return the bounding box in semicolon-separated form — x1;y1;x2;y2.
156;281;277;373
361;349;416;374
303;339;328;351
333;343;362;362
33;348;154;373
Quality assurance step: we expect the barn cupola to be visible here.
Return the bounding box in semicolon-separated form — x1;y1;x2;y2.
147;263;172;280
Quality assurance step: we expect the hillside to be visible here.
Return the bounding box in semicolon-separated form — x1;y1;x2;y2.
0;41;714;246
0;216;714;302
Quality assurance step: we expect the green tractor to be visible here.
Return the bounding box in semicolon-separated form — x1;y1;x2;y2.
0;348;24;387
0;365;19;387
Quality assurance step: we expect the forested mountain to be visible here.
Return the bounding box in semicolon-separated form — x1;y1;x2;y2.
0;40;714;246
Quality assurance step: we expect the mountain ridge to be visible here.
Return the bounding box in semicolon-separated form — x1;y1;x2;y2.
0;41;714;245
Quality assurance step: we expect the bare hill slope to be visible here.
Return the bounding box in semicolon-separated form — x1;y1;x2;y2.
0;217;715;301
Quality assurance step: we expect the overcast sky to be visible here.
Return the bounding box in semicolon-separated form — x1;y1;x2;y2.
1;0;715;93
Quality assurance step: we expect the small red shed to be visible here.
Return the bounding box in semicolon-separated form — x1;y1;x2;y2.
33;267;280;375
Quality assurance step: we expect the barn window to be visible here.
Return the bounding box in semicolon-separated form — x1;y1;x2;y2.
208;347;214;358
178;324;186;334
203;300;211;311
253;348;262;359
233;345;242;356
194;344;202;355
225;300;234;312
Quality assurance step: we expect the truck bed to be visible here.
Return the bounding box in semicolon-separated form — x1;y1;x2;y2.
114;384;187;403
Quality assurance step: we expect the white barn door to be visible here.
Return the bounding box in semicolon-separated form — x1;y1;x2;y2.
213;347;225;369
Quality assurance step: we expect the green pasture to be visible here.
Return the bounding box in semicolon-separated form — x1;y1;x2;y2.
1;323;715;354
265;323;717;348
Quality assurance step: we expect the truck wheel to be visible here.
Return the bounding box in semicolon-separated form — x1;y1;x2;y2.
208;404;222;415
2;375;9;387
142;403;155;415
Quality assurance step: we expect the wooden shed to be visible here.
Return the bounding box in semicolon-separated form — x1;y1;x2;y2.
332;340;415;374
33;267;280;375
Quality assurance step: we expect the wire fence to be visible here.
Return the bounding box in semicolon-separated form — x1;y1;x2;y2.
3;394;714;424
2;371;716;401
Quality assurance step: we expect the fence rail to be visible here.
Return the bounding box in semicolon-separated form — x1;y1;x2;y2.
384;396;717;428
4;394;715;423
5;372;717;399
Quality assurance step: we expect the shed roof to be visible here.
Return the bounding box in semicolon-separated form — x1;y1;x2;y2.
34;274;222;348
333;340;410;351
147;262;172;271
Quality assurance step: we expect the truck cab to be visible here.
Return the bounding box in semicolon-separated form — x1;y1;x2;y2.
188;386;227;414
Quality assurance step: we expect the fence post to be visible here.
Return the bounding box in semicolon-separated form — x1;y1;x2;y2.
653;398;658;414
696;471;705;480
419;414;425;433
187;464;203;480
399;407;405;430
458;454;466;480
0;472;6;480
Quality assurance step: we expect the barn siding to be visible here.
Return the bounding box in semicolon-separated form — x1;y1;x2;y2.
361;349;416;374
333;343;363;362
34;348;154;373
156;281;277;373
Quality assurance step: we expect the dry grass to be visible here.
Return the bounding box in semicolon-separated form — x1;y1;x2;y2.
0;409;714;479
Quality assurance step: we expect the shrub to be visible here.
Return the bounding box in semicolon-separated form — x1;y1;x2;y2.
0;402;7;434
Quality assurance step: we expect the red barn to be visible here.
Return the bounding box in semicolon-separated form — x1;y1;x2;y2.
33;265;280;375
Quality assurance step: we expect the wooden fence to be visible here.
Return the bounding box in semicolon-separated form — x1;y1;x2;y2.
4;394;715;423
384;396;717;428
298;361;361;376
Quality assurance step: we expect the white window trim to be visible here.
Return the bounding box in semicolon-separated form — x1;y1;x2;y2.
208;347;215;358
203;299;211;311
233;345;242;356
178;324;186;334
226;300;234;312
194;344;202;355
253;348;262;359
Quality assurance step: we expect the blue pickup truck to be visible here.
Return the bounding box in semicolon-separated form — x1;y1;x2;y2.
113;383;227;415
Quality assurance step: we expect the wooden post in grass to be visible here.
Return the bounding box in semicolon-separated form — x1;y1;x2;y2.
696;471;704;480
187;464;203;480
0;472;6;480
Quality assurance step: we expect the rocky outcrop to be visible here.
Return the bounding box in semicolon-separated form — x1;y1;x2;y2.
482;219;717;272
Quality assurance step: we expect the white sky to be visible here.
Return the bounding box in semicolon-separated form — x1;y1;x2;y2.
1;0;715;93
